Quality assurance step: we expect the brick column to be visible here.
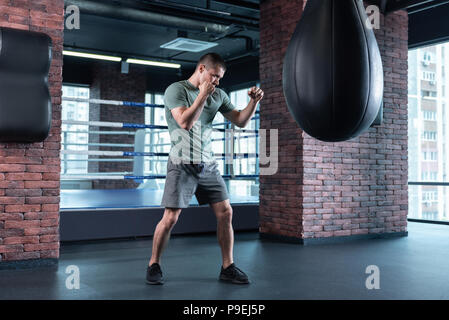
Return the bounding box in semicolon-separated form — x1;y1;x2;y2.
0;0;64;267
90;62;146;189
259;0;409;244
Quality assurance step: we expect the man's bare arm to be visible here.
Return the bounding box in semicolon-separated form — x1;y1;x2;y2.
223;87;264;128
171;81;215;130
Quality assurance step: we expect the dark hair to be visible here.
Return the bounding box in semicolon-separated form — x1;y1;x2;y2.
197;52;226;71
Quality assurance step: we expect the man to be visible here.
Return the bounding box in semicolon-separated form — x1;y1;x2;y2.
146;53;264;285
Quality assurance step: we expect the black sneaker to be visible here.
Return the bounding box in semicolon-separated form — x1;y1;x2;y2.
219;263;250;284
146;263;164;285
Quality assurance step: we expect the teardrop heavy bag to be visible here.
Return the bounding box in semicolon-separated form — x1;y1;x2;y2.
0;27;52;142
282;0;384;142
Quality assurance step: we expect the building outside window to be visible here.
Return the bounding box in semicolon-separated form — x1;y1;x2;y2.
229;86;260;198
139;93;167;190
422;151;438;161
422;131;437;140
422;110;437;120
422;71;436;81
422;51;433;64
422;171;438;181
61;85;90;175
422;190;438;202
422;211;438;220
421;90;437;98
408;41;449;222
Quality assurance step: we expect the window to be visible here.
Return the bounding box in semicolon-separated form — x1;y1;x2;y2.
144;93;169;186
422;190;438;212
422;51;433;65
422;172;438;181
422;131;437;140
422;71;436;81
421;90;437;98
61;85;90;175
422;211;438;220
422;110;437;120
228;85;260;198
422;191;438;202
409;43;449;223
422;151;438;161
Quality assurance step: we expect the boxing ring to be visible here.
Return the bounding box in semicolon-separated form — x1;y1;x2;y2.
59;97;260;241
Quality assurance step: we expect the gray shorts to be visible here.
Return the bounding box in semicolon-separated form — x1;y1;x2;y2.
161;158;229;208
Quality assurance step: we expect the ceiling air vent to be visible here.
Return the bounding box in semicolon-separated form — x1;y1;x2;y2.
160;37;218;52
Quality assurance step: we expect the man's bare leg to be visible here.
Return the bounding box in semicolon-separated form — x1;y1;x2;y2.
210;199;234;269
149;208;182;266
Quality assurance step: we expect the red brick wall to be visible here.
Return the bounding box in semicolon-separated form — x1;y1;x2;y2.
0;0;64;264
259;0;409;242
90;62;146;189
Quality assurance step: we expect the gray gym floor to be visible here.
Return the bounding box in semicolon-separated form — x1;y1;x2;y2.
0;221;448;300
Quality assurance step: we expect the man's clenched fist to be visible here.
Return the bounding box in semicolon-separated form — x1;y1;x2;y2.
199;81;216;96
248;87;264;102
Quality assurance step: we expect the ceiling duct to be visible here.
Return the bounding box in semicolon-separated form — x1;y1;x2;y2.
160;38;219;52
65;0;232;34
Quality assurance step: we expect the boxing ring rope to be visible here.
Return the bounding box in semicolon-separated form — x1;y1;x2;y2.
61;97;260;183
63;130;258;138
61;137;258;146
61;149;257;161
60;120;260;181
63;97;259;122
63;120;168;130
61;174;259;180
63;97;260;114
63;97;165;109
63;120;259;132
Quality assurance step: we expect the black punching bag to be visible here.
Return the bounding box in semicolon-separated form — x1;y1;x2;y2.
0;27;52;142
282;0;383;142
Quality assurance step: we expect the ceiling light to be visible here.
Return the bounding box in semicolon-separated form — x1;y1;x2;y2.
126;58;181;69
63;50;122;62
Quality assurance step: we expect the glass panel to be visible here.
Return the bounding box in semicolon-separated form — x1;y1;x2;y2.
228;85;260;201
144;93;168;188
229;180;258;199
61;85;90;176
408;42;449;222
409;185;449;222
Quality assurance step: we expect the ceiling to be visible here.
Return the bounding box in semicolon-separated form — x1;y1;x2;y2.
64;0;261;70
63;0;449;72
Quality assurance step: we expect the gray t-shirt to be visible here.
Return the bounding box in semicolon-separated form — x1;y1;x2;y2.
164;80;236;163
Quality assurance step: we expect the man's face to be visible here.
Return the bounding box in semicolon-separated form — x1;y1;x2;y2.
199;64;225;87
